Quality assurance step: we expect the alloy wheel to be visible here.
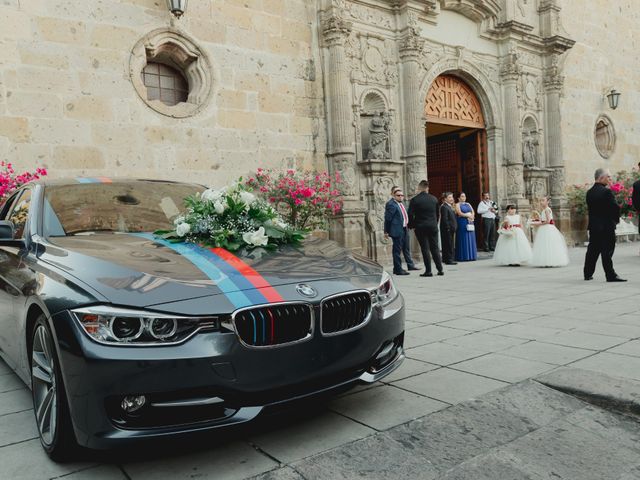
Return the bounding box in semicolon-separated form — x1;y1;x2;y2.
32;325;58;447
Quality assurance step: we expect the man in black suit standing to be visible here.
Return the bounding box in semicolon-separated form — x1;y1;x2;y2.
408;180;444;277
384;188;411;275
390;186;419;273
583;168;626;282
632;163;640;235
440;192;457;265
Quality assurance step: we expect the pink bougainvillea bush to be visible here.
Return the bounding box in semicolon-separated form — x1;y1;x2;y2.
0;162;47;202
567;166;640;219
246;168;344;231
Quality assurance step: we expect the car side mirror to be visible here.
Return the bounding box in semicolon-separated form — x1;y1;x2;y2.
0;221;15;240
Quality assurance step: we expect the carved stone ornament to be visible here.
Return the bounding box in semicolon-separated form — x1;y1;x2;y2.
507;164;524;197
550;167;565;196
370;176;396;244
334;157;357;196
321;14;353;46
406;160;427;195
347;36;399;87
129;28;213;118
543;54;564;92
440;0;501;22
341;1;393;29
399;33;426;60
500;47;521;81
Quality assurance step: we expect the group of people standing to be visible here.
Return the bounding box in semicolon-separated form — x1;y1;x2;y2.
384;181;570;276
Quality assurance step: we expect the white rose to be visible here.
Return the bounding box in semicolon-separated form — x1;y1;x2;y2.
239;191;256;208
173;216;184;226
213;200;226;214
202;188;223;202
242;226;269;247
176;222;191;237
266;218;287;230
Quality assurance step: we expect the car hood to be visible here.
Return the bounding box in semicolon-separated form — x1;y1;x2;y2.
39;233;382;309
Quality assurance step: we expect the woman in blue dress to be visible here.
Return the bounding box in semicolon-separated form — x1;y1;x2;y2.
454;192;478;261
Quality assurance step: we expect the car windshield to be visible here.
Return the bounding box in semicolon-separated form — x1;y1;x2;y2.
43;181;204;237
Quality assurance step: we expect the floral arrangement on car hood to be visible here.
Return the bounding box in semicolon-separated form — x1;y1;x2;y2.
156;180;305;252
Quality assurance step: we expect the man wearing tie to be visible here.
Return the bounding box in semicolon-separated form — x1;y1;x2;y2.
384;188;412;275
440;192;458;265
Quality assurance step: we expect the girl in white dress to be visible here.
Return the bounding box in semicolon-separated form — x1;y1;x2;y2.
531;196;569;267
493;204;532;266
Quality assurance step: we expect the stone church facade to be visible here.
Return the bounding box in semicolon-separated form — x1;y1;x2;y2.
1;0;638;258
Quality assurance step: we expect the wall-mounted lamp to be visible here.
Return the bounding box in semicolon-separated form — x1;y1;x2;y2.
167;0;188;19
606;88;621;110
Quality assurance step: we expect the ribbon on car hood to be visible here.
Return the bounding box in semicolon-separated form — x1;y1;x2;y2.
135;234;284;308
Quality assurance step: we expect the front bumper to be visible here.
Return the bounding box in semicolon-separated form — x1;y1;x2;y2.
52;294;405;449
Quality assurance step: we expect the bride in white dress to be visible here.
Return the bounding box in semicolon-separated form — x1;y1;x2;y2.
493;204;532;266
531;196;569;267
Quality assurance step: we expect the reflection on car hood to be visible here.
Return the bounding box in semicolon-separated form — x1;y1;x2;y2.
39;233;381;309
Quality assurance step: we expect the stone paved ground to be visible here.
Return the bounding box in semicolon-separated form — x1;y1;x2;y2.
1;243;639;479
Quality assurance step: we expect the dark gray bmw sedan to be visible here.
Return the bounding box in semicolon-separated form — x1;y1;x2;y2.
0;178;405;460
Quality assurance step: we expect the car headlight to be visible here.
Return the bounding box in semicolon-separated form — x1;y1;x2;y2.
374;271;398;307
71;306;218;345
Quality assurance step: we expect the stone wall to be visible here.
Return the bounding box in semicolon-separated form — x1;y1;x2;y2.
0;0;326;188
561;0;640;184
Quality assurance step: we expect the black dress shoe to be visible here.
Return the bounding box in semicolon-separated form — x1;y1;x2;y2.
420;272;433;277
394;270;410;276
444;261;458;265
584;276;593;281
437;271;444;276
407;266;420;271
607;276;627;282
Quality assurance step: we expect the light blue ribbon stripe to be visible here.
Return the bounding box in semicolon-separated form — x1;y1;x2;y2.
134;234;253;309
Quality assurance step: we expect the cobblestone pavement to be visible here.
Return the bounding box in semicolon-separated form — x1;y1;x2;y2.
1;244;639;479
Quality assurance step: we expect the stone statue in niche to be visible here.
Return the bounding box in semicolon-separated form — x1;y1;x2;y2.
367;111;391;160
522;131;539;168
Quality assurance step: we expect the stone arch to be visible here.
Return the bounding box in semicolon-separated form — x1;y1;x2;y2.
420;60;503;202
419;60;501;131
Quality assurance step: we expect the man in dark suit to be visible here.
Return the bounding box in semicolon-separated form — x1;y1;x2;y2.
583;168;626;282
440;192;457;265
408;180;444;277
390;186;419;273
384;188;411;275
632;163;640;234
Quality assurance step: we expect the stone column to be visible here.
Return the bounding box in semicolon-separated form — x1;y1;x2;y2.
500;51;527;209
544;58;565;195
544;56;569;231
321;13;364;252
398;33;427;196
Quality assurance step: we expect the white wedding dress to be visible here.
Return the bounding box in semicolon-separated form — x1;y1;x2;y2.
493;214;532;265
531;208;569;267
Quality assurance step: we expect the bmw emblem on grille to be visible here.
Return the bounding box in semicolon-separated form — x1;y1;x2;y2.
296;284;317;298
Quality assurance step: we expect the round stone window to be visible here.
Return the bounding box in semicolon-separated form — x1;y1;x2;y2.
130;28;213;118
594;115;615;159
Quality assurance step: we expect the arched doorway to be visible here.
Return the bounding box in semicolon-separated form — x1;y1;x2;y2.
425;75;489;208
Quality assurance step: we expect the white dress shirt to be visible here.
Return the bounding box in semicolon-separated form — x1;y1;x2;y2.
477;200;497;219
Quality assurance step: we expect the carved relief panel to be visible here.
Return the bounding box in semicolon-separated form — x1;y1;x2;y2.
345;33;398;87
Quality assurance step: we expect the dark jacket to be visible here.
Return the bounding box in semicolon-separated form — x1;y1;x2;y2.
632;179;640;212
586;182;620;232
408;191;439;230
384;199;407;238
440;201;457;232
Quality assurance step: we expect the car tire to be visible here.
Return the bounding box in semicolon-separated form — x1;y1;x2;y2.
30;314;78;461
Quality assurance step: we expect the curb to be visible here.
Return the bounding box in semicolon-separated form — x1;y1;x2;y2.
535;367;640;417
